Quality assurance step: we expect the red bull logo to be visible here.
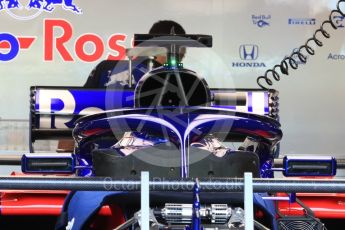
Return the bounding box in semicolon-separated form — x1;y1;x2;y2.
0;19;127;62
0;0;82;20
27;0;82;14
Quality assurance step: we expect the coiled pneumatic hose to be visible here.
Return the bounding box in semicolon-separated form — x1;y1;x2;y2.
257;0;345;89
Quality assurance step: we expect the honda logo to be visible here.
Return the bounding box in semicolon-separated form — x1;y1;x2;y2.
239;45;258;60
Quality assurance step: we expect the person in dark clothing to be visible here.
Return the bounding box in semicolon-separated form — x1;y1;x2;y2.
83;20;186;89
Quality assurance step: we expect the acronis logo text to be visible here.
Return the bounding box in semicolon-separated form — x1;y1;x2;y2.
0;0;82;20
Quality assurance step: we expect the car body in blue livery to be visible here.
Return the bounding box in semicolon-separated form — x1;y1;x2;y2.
0;34;341;230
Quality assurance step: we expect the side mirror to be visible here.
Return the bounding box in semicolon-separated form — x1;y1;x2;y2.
283;156;336;177
21;153;75;174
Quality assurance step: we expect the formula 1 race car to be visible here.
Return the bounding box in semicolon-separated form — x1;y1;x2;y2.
1;32;345;230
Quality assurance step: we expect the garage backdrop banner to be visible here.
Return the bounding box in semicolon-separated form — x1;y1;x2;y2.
0;0;345;156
